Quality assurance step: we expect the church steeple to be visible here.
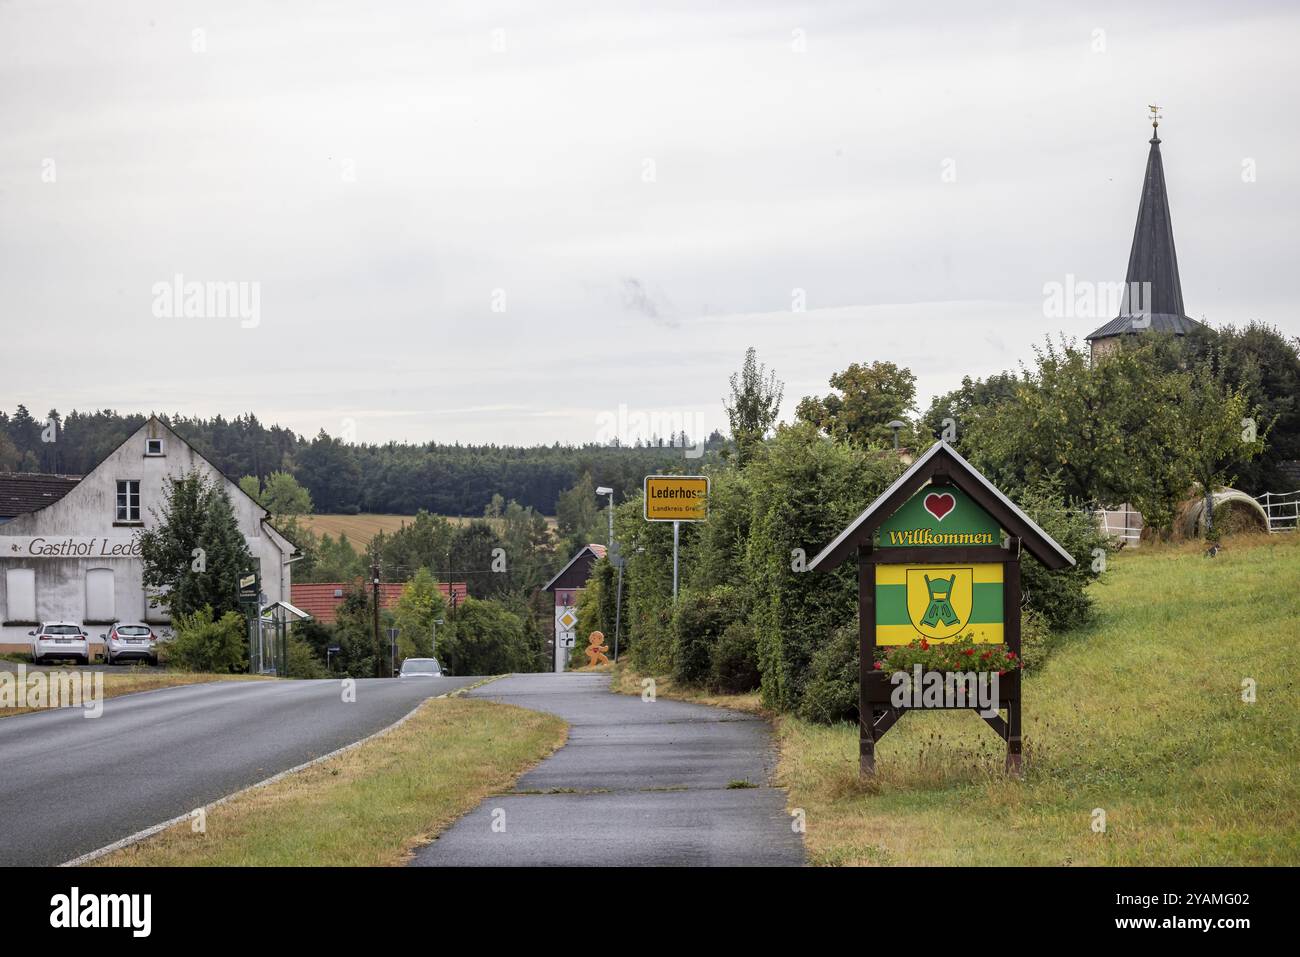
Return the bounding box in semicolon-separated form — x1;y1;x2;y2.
1121;104;1186;318
1086;108;1203;357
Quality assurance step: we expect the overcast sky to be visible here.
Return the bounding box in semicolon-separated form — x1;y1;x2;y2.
2;0;1297;447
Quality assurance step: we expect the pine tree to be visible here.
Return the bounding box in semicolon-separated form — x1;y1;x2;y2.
138;470;255;618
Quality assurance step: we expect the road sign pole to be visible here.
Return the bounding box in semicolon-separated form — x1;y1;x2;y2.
613;563;623;662
672;520;680;603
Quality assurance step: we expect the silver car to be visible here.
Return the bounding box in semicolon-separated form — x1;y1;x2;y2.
30;622;91;665
101;623;160;666
398;657;444;677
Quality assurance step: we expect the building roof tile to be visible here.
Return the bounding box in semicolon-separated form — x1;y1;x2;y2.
289;581;468;624
0;472;83;520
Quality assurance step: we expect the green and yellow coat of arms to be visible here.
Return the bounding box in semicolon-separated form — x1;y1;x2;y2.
874;485;1005;645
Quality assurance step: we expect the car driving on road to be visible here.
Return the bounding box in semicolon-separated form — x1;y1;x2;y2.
101;623;160;666
398;657;444;677
29;622;91;665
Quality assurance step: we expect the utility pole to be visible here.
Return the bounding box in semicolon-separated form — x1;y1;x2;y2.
371;561;382;678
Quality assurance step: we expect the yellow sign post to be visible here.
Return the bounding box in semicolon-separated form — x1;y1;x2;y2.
643;475;709;522
644;475;709;603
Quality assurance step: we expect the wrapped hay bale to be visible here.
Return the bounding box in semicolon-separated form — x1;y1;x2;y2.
1176;488;1269;539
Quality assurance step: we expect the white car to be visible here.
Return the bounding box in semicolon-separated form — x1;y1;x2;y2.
398;657;444;677
30;622;91;665
101;623;160;666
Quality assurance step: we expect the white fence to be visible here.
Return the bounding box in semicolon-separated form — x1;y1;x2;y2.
1090;506;1143;548
1257;490;1300;533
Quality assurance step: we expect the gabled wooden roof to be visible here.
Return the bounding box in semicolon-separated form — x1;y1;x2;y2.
543;543;607;592
807;441;1075;571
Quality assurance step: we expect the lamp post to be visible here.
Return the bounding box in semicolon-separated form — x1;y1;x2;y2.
595;485;615;548
887;420;906;450
432;618;445;658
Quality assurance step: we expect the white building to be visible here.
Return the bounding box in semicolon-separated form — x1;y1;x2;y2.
0;417;296;654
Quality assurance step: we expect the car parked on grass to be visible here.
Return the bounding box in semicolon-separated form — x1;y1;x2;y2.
398;657;444;677
100;623;160;666
29;623;91;665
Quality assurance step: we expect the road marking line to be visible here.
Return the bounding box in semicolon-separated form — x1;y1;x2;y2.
60;677;502;867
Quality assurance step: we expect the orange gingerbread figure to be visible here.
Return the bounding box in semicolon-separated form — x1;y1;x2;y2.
585;630;610;667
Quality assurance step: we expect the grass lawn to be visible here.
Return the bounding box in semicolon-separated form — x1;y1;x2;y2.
0;671;268;720
618;532;1300;865
91;695;567;866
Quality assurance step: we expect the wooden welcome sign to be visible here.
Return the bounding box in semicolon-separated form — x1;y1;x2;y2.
808;441;1075;778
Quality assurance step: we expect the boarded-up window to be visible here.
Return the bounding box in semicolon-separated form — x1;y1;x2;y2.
85;568;116;622
5;569;36;622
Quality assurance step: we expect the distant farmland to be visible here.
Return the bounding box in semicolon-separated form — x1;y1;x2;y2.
300;514;558;549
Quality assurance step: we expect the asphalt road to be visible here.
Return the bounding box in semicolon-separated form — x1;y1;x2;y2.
0;675;478;866
409;673;805;866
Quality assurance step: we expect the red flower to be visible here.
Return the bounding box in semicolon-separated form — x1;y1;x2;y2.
998;669;1006;676
981;651;991;660
873;661;883;670
920;639;929;650
1006;651;1016;659
964;648;974;656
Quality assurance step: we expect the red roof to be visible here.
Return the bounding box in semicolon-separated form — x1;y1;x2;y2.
290;581;468;624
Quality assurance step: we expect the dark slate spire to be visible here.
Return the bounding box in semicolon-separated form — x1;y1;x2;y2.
1086;109;1201;342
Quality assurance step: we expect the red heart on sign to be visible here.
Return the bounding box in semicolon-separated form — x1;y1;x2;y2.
923;492;955;522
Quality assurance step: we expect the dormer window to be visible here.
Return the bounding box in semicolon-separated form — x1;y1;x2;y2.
145;438;164;456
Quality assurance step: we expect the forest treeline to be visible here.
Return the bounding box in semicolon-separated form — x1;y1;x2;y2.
0;405;721;516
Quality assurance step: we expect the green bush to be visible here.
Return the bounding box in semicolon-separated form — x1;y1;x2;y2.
1014;479;1107;630
670;586;741;686
439;597;532;675
1018;607;1053;671
166;605;247;673
796;620;860;724
286;633;328;678
708;619;760;693
628;607;673;675
747;422;901;713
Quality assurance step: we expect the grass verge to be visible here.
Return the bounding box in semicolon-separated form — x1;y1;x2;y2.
608;664;765;715
90;695;567;866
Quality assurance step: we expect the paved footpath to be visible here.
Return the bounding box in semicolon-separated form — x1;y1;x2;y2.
409;672;805;866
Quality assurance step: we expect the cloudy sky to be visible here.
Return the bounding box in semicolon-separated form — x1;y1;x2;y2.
2;0;1297;447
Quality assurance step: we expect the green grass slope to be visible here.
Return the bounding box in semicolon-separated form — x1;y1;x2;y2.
780;533;1300;865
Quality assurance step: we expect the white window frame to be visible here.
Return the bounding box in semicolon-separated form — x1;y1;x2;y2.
116;479;141;522
145;438;165;456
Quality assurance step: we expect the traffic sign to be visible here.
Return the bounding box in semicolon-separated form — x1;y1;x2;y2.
643;475;709;522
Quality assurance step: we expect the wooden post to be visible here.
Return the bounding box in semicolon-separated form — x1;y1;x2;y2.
1004;546;1023;776
858;545;876;778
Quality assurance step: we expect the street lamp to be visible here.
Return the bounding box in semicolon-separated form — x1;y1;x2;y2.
887;420;906;450
595;485;615;548
432;618;445;658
